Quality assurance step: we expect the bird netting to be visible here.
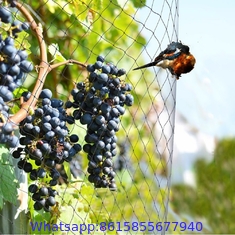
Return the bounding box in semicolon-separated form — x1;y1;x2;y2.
0;0;191;234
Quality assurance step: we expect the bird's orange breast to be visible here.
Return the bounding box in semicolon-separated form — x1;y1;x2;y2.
173;53;196;75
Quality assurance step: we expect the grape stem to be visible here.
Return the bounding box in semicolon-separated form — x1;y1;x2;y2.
50;59;87;70
9;2;86;125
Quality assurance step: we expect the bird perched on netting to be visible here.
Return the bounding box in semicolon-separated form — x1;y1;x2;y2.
133;41;196;79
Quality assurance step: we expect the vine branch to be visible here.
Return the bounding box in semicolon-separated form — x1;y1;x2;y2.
9;2;86;125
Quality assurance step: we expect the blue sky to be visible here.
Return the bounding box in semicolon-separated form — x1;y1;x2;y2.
178;0;235;137
138;0;235;138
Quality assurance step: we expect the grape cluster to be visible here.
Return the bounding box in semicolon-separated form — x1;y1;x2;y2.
0;96;18;147
0;4;33;147
67;55;134;190
12;89;81;211
0;35;33;93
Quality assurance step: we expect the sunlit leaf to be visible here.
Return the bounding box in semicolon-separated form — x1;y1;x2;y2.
48;43;66;62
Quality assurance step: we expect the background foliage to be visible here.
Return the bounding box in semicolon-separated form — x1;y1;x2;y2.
172;138;235;233
1;0;229;234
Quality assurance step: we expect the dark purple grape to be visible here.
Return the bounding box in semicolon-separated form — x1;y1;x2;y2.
73;143;82;152
46;196;56;206
93;154;102;163
50;117;60;128
44;130;55;140
88;72;97;82
80;113;92;125
50;169;60;180
97;73;109;84
109;183;117;191
49;180;57;186
107;120;118;131
33;201;43;210
2;123;13;134
12;149;21;158
17;50;28;60
21;22;30;31
70;134;79;143
40;142;51;153
96;140;105;149
97;55;105;62
42;98;51;106
23;162;32;173
8;53;21;64
94;61;103;69
9;64;20;76
117;68;126;76
45;159;55;168
32;126;40;135
37;168;46;178
30;170;38;180
21;91;31;101
19;60;33;72
87;64;95;72
32;192;41;201
48;188;57;197
2;45;17;56
0;85;13;102
39;187;48;196
31;149;43;160
28;184;38;193
85;133;99;143
68;147;76;157
103;158;113;167
124;94;134;106
17;159;25;169
0;63;8;74
51;98;63;108
0;7;12;23
39;89;52;99
102;65;111;74
100;103;111;114
93;81;103;90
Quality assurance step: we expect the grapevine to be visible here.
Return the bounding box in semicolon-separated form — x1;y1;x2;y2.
0;1;134;213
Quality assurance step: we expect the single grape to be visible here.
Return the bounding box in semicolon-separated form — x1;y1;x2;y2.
94;61;103;69
70;134;79;143
87;64;95;72
0;7;12;23
39;187;48;196
37;168;46;178
32;192;41;201
39;89;52;99
2;123;13;134
46;196;56;206
97;55;105;62
28;184;38;193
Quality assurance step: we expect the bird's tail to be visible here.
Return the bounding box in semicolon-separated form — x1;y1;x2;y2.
133;61;156;70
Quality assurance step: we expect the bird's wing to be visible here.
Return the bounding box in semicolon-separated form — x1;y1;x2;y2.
154;46;182;64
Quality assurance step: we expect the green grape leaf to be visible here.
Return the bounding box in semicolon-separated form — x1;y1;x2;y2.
15;31;31;51
48;43;66;63
0;145;19;209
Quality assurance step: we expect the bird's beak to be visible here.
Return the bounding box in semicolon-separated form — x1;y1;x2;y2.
133;61;156;70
